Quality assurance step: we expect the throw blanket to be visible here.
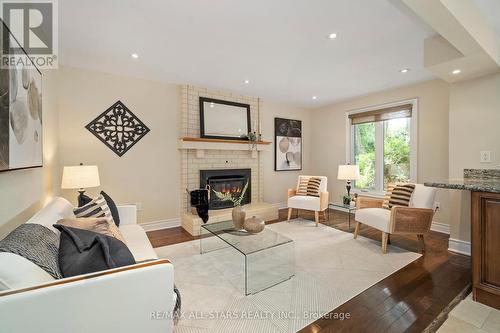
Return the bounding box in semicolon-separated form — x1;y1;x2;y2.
174;284;181;323
0;224;62;279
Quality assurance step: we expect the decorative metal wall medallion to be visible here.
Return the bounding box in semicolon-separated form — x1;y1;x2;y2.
85;100;150;157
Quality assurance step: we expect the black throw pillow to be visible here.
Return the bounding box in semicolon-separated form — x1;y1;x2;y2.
54;225;135;278
100;191;120;226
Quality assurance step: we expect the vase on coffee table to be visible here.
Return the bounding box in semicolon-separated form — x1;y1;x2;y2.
232;205;246;229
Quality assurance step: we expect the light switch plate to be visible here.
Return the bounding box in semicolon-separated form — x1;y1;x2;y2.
480;151;491;163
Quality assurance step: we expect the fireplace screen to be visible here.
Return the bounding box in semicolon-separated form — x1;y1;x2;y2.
200;169;251;210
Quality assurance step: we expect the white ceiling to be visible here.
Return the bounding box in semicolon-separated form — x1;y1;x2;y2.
59;0;436;108
473;0;500;39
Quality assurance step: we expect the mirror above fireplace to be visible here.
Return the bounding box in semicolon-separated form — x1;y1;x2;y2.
199;97;251;140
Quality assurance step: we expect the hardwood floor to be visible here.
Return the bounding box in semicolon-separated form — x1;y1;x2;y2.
147;209;471;333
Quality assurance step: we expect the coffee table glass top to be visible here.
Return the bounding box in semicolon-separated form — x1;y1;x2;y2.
329;202;357;211
201;220;293;255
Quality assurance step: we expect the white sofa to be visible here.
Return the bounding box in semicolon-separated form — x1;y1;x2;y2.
0;197;174;333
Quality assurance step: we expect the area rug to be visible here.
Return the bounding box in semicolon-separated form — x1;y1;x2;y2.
155;219;421;333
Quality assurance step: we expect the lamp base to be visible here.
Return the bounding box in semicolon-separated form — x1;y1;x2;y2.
77;190;91;207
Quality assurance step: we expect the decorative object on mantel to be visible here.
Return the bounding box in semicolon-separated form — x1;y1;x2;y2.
248;131;258;150
85;100;150;157
243;216;265;233
213;180;249;229
199;97;251;140
0;19;43;172
274;118;302;171
61;163;101;207
338;164;360;205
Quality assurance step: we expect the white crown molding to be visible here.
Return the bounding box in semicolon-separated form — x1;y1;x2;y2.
448;238;471;256
140;218;181;232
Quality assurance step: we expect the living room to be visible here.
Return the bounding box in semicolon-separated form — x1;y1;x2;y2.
0;1;499;332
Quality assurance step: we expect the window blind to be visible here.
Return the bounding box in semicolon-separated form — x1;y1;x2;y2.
349;104;412;125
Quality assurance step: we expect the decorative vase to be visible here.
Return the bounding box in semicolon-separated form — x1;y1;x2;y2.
244;216;265;233
232;205;246;229
343;195;351;205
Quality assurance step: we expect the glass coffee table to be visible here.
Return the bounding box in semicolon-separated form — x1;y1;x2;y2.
328;203;357;229
200;220;295;295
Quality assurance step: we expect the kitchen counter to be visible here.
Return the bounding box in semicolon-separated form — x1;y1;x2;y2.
425;169;500;310
424;178;500;193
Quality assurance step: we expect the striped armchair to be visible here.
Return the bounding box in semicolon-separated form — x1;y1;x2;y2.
286;176;328;226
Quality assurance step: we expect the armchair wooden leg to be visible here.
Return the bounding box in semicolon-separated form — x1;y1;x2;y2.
314;211;319;227
417;234;425;254
287;208;292;222
353;222;360;239
382;232;389;254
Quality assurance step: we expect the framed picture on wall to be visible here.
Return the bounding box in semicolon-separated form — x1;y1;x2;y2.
274;117;302;171
0;20;43;172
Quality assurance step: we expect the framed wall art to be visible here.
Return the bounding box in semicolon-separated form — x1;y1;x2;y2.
0;20;43;172
274;117;302;171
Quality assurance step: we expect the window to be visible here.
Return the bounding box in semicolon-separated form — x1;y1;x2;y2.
348;101;416;193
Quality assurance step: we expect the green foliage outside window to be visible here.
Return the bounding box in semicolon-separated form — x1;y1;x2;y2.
353;118;410;191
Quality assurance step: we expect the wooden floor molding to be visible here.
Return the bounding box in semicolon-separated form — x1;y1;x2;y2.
147;208;471;333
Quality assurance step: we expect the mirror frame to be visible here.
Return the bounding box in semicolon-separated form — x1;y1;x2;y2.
199;97;251;140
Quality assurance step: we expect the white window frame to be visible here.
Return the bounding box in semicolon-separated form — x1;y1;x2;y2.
345;98;418;197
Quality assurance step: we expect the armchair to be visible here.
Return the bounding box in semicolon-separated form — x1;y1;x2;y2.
287;176;328;226
353;184;436;254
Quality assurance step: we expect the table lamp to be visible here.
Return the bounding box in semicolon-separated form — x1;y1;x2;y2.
337;164;360;199
61;163;100;206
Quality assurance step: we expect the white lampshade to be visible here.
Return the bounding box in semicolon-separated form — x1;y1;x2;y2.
337;165;360;180
61;165;100;189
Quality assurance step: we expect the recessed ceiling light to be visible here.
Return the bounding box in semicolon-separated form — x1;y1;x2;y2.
328;32;337;39
400;68;410;73
312;96;318;100
452;69;461;75
244;79;250;84
131;53;139;59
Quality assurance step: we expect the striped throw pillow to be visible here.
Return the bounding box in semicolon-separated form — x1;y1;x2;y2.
296;176;310;196
382;184;396;209
387;184;415;208
73;194;125;243
306;177;321;197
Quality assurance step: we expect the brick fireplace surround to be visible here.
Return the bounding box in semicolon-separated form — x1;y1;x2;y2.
179;85;278;235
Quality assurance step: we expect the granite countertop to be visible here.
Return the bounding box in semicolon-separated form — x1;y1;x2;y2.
424;178;500;194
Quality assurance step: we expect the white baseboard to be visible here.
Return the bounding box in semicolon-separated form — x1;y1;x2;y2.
448;238;471;256
140;218;181;232
430;222;450;235
272;202;287;210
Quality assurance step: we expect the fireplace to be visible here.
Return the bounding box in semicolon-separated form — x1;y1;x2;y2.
200;169;251;210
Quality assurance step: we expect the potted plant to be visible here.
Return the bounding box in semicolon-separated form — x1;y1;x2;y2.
213;181;249;229
342;194;352;206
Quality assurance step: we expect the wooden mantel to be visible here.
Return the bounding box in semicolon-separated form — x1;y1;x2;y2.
178;137;272;158
180;137;271;145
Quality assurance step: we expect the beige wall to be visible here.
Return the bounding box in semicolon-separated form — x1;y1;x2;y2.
310;79;451;226
260;100;312;205
448;72;500;242
0;70;60;239
57;67;181;224
56;67;310;225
